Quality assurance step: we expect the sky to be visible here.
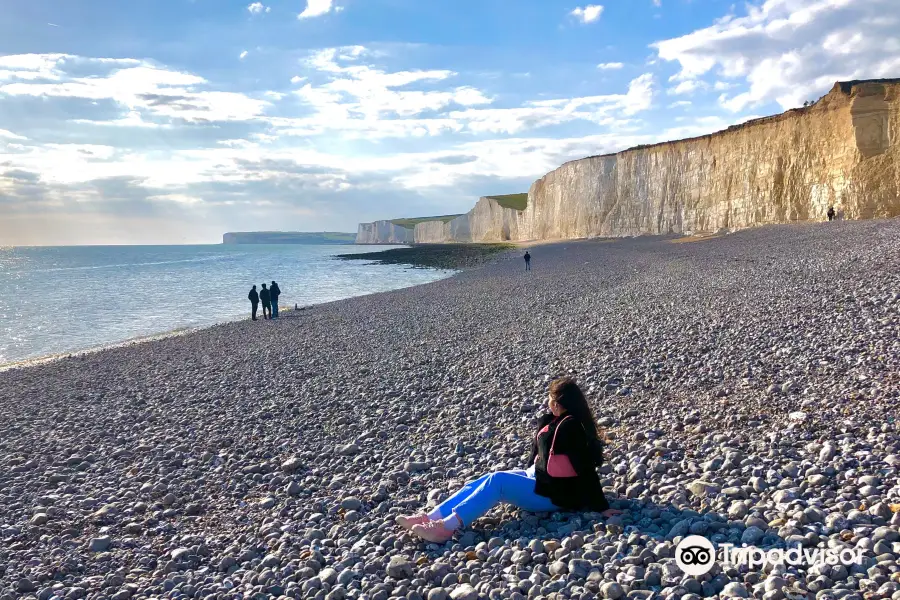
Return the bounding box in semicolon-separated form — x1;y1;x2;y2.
1;0;898;245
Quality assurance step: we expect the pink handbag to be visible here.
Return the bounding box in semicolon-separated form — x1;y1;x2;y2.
535;415;579;478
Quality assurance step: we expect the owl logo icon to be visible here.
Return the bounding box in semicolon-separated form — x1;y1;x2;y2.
675;535;716;576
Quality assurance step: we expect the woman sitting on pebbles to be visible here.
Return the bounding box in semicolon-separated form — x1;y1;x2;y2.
397;376;622;542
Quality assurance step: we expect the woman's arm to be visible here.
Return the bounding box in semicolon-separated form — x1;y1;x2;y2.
528;413;556;465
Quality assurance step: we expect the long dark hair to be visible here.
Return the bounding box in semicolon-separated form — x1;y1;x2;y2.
549;376;605;465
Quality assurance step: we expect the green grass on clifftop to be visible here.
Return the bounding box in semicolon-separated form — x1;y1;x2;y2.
486;193;528;211
390;215;463;229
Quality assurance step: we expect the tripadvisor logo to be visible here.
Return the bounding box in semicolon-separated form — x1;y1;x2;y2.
675;535;864;575
675;536;716;575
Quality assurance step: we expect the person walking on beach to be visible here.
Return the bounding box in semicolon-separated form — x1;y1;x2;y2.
524;251;531;271
827;206;836;221
248;285;260;321
396;377;622;542
259;283;272;320
270;281;281;318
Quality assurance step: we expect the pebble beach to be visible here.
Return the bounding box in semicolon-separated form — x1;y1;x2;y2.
1;219;899;600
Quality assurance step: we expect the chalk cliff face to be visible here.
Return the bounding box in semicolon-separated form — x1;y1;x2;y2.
524;80;900;238
357;80;900;244
412;197;525;243
356;221;415;244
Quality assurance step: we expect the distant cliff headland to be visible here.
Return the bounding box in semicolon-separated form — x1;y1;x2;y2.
357;79;900;244
223;232;356;244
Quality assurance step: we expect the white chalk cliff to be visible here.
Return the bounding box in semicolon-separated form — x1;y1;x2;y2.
355;221;416;244
412;196;525;243
356;80;900;244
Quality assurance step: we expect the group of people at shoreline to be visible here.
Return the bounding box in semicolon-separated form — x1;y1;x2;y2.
247;281;281;320
241;252;534;323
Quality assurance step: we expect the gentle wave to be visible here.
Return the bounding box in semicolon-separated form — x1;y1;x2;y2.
6;253;240;275
0;325;203;373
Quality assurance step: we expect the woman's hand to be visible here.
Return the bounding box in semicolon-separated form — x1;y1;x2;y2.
601;509;624;518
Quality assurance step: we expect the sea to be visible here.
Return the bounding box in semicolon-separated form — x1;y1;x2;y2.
0;244;454;367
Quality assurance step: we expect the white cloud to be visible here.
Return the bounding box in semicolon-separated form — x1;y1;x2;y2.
381;132;658;189
277;50;653;139
299;0;336;19
658;114;762;141
0;54;270;122
667;79;707;96
147;193;204;205
3;122;664;201
0;53;68;71
597;62;624;70
620;73;654;115
448;73;655;133
571;5;604;24
240;50;249;60
653;0;900;111
0;54;141;83
247;2;270;14
279;47;492;136
653;0;661;6
70;110;171;129
668;100;691;108
447;107;569;135
0;129;28;140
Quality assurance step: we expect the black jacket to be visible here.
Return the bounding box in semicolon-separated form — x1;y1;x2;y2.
270;283;281;300
260;288;271;303
528;413;609;512
248;289;259;304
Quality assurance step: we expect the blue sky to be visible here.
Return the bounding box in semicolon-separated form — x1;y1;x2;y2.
1;0;897;244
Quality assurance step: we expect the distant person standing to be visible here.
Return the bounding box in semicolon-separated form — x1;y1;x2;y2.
270;281;281;318
248;285;260;321
524;251;531;271
260;283;272;320
827;206;836;221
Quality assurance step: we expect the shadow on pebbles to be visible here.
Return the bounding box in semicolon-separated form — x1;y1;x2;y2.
1;219;899;600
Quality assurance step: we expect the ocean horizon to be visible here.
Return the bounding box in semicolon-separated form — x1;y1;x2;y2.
0;243;454;366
